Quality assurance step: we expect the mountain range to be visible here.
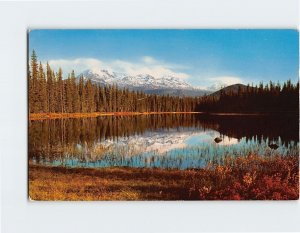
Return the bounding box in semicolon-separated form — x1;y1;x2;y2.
80;69;211;97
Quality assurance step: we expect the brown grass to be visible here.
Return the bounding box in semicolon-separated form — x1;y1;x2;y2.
28;154;299;201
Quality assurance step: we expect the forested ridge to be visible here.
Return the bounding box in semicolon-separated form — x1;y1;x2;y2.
28;50;299;114
197;81;299;113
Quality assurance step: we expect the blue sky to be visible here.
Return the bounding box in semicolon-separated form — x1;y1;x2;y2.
29;29;299;90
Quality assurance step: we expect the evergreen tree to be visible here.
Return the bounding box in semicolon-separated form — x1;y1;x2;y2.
46;62;55;112
56;68;64;113
38;62;47;112
30;50;39;113
70;70;80;112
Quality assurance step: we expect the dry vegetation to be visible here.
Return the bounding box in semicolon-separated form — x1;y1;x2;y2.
29;154;299;200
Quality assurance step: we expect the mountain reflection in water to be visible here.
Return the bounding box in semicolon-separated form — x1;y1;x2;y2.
29;114;299;169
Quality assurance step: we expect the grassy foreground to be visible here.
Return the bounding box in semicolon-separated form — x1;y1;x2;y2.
29;154;299;200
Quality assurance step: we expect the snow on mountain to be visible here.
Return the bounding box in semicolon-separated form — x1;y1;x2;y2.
80;69;210;97
79;129;240;162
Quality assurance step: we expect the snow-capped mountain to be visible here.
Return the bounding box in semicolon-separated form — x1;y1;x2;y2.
79;69;211;97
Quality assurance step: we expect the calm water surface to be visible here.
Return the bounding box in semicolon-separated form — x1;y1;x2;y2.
29;114;299;169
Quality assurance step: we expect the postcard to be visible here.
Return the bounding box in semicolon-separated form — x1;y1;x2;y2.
28;29;299;200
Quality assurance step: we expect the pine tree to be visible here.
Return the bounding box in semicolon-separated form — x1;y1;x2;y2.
46;62;55;112
56;68;64;113
70;70;80;112
65;74;73;113
38;62;48;112
79;75;87;112
30;50;39;113
85;79;95;112
28;64;33;113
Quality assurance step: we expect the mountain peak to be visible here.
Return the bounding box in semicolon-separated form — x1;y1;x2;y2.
79;69;211;97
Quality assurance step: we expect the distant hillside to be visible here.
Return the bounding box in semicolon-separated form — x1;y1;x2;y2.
210;84;248;97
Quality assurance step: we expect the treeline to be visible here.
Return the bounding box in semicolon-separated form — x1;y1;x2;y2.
29;50;299;114
28;50;199;114
197;81;299;113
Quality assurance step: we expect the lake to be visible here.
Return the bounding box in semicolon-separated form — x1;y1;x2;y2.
29;114;299;169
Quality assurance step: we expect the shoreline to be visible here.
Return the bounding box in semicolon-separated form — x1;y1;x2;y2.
28;111;292;121
29;112;202;120
29;154;299;201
